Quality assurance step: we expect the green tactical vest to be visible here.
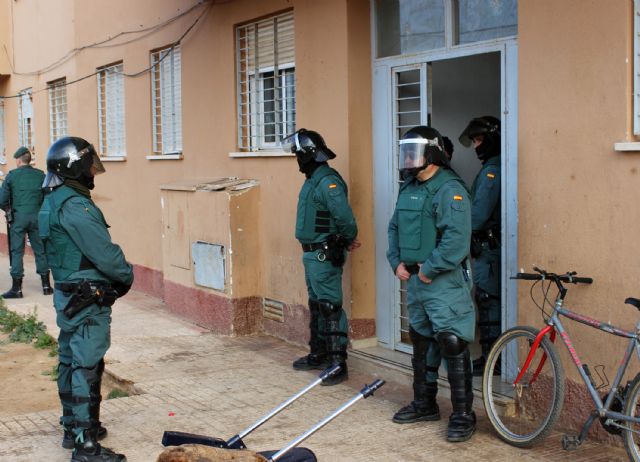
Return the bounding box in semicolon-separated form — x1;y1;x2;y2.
397;169;465;263
295;165;347;243
38;186;97;281
9;166;45;214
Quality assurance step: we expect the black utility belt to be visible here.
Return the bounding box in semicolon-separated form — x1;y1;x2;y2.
405;264;420;275
56;280;118;319
301;242;327;252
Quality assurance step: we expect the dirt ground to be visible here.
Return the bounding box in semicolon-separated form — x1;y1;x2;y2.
0;333;59;417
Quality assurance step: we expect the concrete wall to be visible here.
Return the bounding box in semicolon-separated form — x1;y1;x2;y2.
0;0;375;344
519;0;639;394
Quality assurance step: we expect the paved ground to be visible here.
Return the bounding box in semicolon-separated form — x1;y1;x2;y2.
0;254;631;461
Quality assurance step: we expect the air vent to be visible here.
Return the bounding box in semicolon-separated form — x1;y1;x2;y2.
263;298;285;322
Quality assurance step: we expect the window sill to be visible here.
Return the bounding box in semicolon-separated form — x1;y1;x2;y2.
229;150;294;158
146;154;184;160
100;156;126;162
614;142;640;152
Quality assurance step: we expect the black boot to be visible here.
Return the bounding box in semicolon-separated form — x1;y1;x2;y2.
2;277;23;299
71;428;125;462
445;348;476;442
319;301;348;386
62;426;107;450
293;300;329;371
41;272;54;295
393;328;440;423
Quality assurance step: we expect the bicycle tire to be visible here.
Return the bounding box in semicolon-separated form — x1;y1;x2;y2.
482;326;565;447
623;373;640;461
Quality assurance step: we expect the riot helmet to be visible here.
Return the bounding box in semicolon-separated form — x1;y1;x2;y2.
43;136;105;189
399;126;449;179
281;128;336;171
459;116;501;161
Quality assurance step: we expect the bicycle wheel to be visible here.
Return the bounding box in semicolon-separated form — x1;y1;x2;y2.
623;373;640;461
482;326;565;447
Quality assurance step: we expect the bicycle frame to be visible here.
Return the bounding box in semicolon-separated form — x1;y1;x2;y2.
513;281;640;435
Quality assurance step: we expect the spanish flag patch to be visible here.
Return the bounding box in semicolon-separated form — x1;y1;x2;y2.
487;173;496;179
329;184;337;189
453;195;463;201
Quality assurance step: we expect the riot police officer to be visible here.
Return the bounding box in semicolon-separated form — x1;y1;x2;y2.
39;137;133;462
459;116;501;375
0;146;53;297
387;126;476;442
282;128;360;386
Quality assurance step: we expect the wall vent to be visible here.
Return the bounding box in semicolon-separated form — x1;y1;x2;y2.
263;298;285;323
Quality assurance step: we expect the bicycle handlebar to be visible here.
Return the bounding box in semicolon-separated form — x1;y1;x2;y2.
511;267;593;285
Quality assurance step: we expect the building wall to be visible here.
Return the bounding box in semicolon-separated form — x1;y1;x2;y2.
0;0;375;343
519;0;639;390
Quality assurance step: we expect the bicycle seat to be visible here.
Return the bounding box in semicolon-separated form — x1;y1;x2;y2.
625;298;640;310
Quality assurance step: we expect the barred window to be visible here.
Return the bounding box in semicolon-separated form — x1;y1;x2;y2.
151;45;182;155
97;63;126;156
18;88;34;150
48;79;68;143
236;11;296;151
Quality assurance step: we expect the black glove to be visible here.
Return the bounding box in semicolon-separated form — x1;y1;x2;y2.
112;281;132;298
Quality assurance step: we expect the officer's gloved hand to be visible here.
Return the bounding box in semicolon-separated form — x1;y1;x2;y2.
112;281;132;298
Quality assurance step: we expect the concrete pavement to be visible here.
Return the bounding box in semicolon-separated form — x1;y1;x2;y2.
0;253;629;462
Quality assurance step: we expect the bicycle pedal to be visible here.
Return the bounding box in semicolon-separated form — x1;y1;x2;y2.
561;434;581;451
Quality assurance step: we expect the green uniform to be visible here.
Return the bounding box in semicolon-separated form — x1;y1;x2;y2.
295;164;357;353
39;183;133;437
470;156;501;352
387;168;475;382
0;165;49;278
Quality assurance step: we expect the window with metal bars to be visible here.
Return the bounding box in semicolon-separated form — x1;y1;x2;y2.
18;88;34;151
151;45;182;155
97;63;126;156
0;99;5;158
236;11;296;151
48;79;68;143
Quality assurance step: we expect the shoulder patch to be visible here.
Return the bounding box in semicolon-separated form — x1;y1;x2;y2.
328;183;337;189
453;195;463;201
487;173;496;179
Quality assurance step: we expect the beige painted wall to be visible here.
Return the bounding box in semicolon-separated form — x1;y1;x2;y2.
519;0;640;379
0;0;376;326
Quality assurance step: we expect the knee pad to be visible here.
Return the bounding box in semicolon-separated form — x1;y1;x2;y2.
436;332;468;357
409;327;430;357
318;300;342;320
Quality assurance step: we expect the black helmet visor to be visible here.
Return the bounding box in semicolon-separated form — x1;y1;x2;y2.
280;132;301;154
399;138;440;170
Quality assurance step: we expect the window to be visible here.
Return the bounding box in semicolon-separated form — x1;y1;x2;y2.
48;79;68;143
0;99;5;158
151;45;182;155
97;63;126;156
375;0;517;58
236;11;296;151
18;88;34;150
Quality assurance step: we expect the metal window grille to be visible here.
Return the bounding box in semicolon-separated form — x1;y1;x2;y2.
97;63;126;156
635;0;640;135
0;99;5;157
236;11;296;151
151;45;182;155
48;79;68;143
18;88;34;150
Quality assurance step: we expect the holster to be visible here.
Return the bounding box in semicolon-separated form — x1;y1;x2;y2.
62;281;118;319
325;234;347;268
5;209;14;225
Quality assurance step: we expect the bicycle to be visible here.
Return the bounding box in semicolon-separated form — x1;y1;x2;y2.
482;266;640;461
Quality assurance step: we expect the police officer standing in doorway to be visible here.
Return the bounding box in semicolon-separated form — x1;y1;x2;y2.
388;126;476;442
459;116;502;376
282;128;360;386
0;146;53;298
39;137;133;462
